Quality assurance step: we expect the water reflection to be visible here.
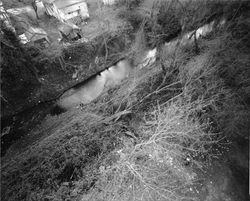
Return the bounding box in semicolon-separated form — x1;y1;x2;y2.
54;59;132;112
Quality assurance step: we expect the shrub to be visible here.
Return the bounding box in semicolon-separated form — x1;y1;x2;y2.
117;9;144;31
117;0;182;48
115;0;144;10
92;99;217;201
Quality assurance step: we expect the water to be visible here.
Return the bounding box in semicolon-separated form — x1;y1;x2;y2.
56;59;132;111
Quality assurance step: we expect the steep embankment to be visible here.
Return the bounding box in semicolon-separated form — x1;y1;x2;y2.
1;25;132;155
1;1;250;201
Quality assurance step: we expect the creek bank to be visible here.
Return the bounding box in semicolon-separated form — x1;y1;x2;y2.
0;56;130;156
0;18;229;157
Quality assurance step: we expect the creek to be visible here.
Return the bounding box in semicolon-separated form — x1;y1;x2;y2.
1;59;133;155
0;18;226;156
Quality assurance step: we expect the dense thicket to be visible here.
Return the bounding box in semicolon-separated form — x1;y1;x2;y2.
0;21;41;114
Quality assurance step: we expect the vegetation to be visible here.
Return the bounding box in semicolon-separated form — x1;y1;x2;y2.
1;0;249;201
0;21;41;112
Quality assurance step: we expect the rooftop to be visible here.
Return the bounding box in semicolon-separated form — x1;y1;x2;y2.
54;0;85;9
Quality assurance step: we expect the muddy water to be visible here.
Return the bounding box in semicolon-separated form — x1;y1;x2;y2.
55;59;132;111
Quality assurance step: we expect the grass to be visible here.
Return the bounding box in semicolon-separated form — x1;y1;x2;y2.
1;110;123;200
1;1;250;201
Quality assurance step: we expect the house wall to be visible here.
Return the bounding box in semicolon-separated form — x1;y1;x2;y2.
43;0;89;23
103;0;116;6
79;2;89;18
61;2;89;19
25;27;49;42
64;10;79;20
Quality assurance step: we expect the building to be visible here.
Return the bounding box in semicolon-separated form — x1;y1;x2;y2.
58;22;81;41
55;0;89;20
20;27;49;47
103;0;116;6
4;0;46;35
43;0;89;24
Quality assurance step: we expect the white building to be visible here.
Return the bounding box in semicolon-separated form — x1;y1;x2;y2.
55;0;89;20
20;27;49;46
43;0;89;23
58;22;81;40
103;0;116;6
